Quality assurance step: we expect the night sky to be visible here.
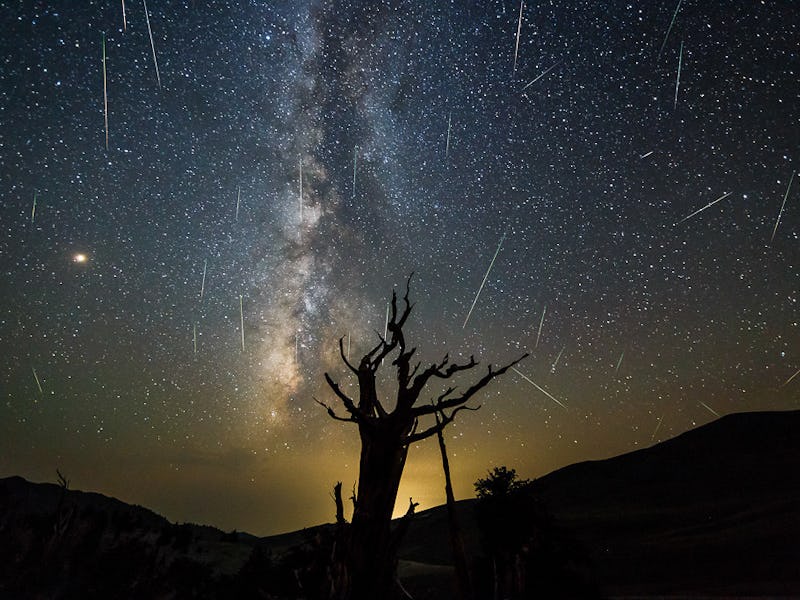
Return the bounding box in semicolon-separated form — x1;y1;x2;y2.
1;1;798;536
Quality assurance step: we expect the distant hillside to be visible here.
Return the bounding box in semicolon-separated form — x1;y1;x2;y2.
0;475;261;598
400;409;800;597
527;409;800;597
2;410;799;598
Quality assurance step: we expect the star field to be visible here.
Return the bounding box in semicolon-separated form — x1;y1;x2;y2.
1;0;798;535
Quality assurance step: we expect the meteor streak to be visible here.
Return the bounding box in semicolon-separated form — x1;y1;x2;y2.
463;231;507;329
31;192;37;224
199;259;207;301
382;302;389;365
299;159;303;223
513;1;524;72
121;0;127;31
192;324;197;354
512;367;567;409
142;0;161;88
551;346;565;373
239;295;245;351
699;400;720;418
445;112;452;160
658;0;683;59
615;351;624;374
521;60;561;91
650;414;664;442
673;41;683;109
32;367;43;396
639;150;654;159
535;305;546;348
674;191;733;225
783;366;800;387
102;33;109;150
352;146;357;197
771;171;794;243
235;185;241;221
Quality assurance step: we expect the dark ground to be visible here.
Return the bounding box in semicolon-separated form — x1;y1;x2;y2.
2;410;799;598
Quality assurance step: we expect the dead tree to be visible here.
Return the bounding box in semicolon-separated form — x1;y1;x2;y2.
333;482;346;526
317;276;526;599
436;413;473;600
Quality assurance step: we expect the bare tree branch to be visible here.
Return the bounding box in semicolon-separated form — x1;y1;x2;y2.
406;354;478;406
369;275;415;372
435;386;457;404
411;353;528;418
56;469;70;490
371;317;399;368
314;396;358;423
396;273;415;330
363;330;392;366
371;380;389;419
435;355;478;379
408;360;420;380
405;404;481;444
323;373;363;420
393;345;417;390
338;336;358;375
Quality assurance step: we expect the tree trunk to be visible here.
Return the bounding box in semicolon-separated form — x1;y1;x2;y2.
436;424;473;600
347;422;409;599
333;481;346;526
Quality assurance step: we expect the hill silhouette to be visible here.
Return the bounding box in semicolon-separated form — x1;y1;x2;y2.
0;474;261;598
399;409;800;597
2;409;799;598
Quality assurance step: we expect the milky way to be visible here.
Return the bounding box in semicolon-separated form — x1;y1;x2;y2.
1;1;798;535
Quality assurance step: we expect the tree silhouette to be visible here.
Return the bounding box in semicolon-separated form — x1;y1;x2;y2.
474;466;530;499
436;413;473;600
474;466;534;599
474;467;596;599
318;276;526;599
